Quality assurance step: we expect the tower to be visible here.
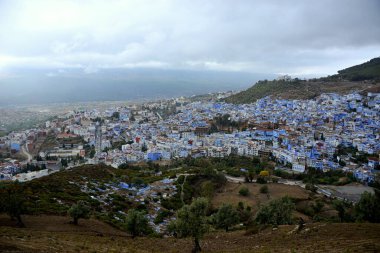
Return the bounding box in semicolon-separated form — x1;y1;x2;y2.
95;121;102;155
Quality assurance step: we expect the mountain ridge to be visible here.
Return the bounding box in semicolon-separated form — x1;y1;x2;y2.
224;57;380;104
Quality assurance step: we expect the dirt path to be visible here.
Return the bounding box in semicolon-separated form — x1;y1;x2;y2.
21;144;33;162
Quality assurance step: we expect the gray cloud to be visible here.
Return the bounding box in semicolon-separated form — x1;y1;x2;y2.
0;0;379;77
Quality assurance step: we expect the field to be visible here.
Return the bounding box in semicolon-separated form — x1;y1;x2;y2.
212;182;309;210
1;214;380;252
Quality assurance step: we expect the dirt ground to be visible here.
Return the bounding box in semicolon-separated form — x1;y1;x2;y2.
212;182;310;210
1;215;380;252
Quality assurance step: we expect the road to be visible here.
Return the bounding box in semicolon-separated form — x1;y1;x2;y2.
21;144;33;162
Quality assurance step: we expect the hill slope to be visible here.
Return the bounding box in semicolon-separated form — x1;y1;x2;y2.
338;57;380;81
225;57;380;104
1;218;380;252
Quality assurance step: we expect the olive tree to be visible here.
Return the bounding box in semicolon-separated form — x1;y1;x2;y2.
255;196;295;226
68;200;91;225
214;203;239;232
125;209;150;238
168;197;209;252
0;182;26;227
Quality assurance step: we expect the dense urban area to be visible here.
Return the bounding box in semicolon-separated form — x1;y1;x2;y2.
1;78;380;252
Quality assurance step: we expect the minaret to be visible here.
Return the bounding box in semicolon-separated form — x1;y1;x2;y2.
95;121;102;155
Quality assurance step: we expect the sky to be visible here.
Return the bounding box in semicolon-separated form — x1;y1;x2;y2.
0;0;379;79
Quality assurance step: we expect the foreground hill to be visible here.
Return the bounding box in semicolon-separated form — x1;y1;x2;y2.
225;57;380;104
1;215;380;253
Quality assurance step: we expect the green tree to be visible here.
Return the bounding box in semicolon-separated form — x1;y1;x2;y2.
214;204;239;232
68;200;91;225
112;111;120;119
125;209;150;238
0;182;26;227
355;190;380;222
255;196;295;226
168;197;209;252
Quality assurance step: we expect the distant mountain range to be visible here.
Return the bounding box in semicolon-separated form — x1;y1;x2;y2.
224;57;380;104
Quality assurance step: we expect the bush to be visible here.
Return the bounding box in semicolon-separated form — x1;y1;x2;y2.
260;185;269;194
305;183;317;192
256;177;267;184
259;170;269;177
239;186;249;196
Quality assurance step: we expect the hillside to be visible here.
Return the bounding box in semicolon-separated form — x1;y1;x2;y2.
1;217;380;252
224;57;380;104
337;57;380;81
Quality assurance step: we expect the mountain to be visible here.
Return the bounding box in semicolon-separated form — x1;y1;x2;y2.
224;57;380;104
337;57;380;81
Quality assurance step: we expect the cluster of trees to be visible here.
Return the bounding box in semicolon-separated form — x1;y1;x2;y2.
168;196;295;252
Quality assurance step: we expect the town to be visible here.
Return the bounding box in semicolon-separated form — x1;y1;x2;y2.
1;89;379;185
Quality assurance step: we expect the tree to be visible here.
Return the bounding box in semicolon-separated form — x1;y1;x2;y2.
239;186;249;196
112;111;120;120
168;198;209;252
255;196;295;226
125;209;150;238
355;190;380;222
61;158;68;168
333;200;347;222
214;204;239;232
0;182;26;227
68;201;91;225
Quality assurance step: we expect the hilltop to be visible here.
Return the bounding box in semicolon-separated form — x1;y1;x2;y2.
224;57;380;104
337;57;380;81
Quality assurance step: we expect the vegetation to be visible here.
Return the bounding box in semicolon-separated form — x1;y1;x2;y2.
0;182;26;227
259;185;269;194
169;197;209;252
355;190;380;223
68;200;91;225
255;196;295;226
125;209;151;238
337;57;380;81
224;57;380;104
239;186;249;196
214;204;239;232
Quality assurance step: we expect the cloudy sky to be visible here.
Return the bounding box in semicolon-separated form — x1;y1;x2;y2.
0;0;379;78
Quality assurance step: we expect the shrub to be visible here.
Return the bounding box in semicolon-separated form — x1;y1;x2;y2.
305;183;317;192
260;185;269;194
259;170;269;177
239;186;249;196
256;177;267;184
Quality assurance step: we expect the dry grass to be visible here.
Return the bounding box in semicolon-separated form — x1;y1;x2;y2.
1;215;380;253
212;182;309;211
